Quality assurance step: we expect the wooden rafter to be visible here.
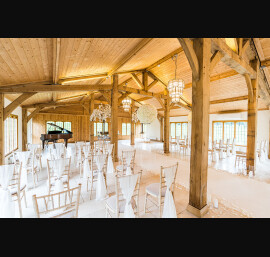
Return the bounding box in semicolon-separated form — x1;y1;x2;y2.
210;50;223;73
131;73;144;89
3;93;36;120
178;38;199;81
27;107;42;122
0;84;112;93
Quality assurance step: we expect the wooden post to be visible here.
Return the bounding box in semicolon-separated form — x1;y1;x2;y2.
0;93;4;165
163;97;170;154
89;98;95;146
111;74;119;162
130;100;135;145
246;59;259;173
142;70;148;91
22;108;28;151
187;38;211;217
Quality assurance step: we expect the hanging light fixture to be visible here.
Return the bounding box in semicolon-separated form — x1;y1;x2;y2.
122;97;132;112
168;54;185;104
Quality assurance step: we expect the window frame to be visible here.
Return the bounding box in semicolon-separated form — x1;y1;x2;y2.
212;120;248;146
5;114;19;157
170;122;188;139
46;120;72;133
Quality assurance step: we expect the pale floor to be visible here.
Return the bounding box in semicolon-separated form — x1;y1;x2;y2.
12;140;265;218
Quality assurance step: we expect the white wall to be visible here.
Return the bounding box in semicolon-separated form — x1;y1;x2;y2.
147;118;160;141
4;98;23;152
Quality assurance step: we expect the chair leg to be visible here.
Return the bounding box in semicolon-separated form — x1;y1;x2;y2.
32;171;36;188
144;193;148;214
90;181;93;200
17;195;23;218
23;190;27;208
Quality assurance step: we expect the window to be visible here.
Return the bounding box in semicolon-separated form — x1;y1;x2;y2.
212;120;247;146
5;114;18;155
170;122;188;139
94;122;109;136
122;123;131;136
46;121;72;133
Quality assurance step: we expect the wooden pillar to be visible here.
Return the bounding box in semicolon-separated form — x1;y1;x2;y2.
142;70;148;91
22;108;28;151
187;38;211;217
89;98;95;146
130;100;135;145
246;59;259;173
163;97;170;154
111;74;119;162
0;94;4;165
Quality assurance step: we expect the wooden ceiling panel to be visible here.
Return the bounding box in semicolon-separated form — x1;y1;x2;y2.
119;38;180;71
58;38;143;79
0;38;53;86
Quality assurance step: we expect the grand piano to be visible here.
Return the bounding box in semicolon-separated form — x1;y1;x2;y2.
40;123;73;149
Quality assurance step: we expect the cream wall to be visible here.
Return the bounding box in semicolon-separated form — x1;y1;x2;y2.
4;98;23;153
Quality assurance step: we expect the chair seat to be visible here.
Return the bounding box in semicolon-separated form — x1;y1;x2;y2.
9;184;26;195
146;183;166;197
106;195;136;213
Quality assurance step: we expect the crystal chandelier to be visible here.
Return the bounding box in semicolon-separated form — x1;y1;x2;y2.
122;97;132;112
168;54;185;103
90;104;111;122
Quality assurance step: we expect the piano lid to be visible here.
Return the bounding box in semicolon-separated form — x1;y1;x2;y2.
47;123;72;134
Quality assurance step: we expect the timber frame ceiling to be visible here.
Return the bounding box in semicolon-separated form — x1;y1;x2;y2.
1;38;270;117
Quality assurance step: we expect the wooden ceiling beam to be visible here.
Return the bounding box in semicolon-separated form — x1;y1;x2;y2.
211;38;256;79
210;50;223;73
0;84;112;93
131;73;144;89
3;92;36;120
95;38;153;86
178;38;200;81
27;107;42;122
146;47;184;71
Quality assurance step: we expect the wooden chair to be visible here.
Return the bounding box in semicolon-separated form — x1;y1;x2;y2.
13;151;39;188
8;163;27;218
144;163;178;217
86;153;108;200
179;137;188;155
47;157;71;195
32;184;81;218
116;150;136;175
105;171;142;218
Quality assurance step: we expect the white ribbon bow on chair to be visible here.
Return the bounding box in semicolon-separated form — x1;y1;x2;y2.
119;173;138;218
94;154;107;200
53;159;65;193
107;144;114;174
0;165;15;218
124;151;133;175
162;167;177;218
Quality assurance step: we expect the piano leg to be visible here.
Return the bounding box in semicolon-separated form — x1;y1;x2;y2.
42;140;45;150
64;139;68;148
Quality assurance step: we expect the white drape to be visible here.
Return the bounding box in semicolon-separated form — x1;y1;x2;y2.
52;159;65;193
162;166;177;218
123;151;134;175
16;151;30;187
106;144;114;174
119;173;138;218
95;154;107;200
0;165;15;218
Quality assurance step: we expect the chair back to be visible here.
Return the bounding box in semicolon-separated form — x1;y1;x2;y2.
160;163;178;200
32;184;81;218
119;150;136;174
47;158;71;189
9;163;24;196
115;171;142;217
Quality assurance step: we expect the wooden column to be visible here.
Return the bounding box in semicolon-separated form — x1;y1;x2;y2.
22;108;28;151
111;74;119;162
130;100;135;145
142;70;148;91
0;94;4;165
187;38;211;217
89;98;95;146
163;97;170;154
246;59;259;173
